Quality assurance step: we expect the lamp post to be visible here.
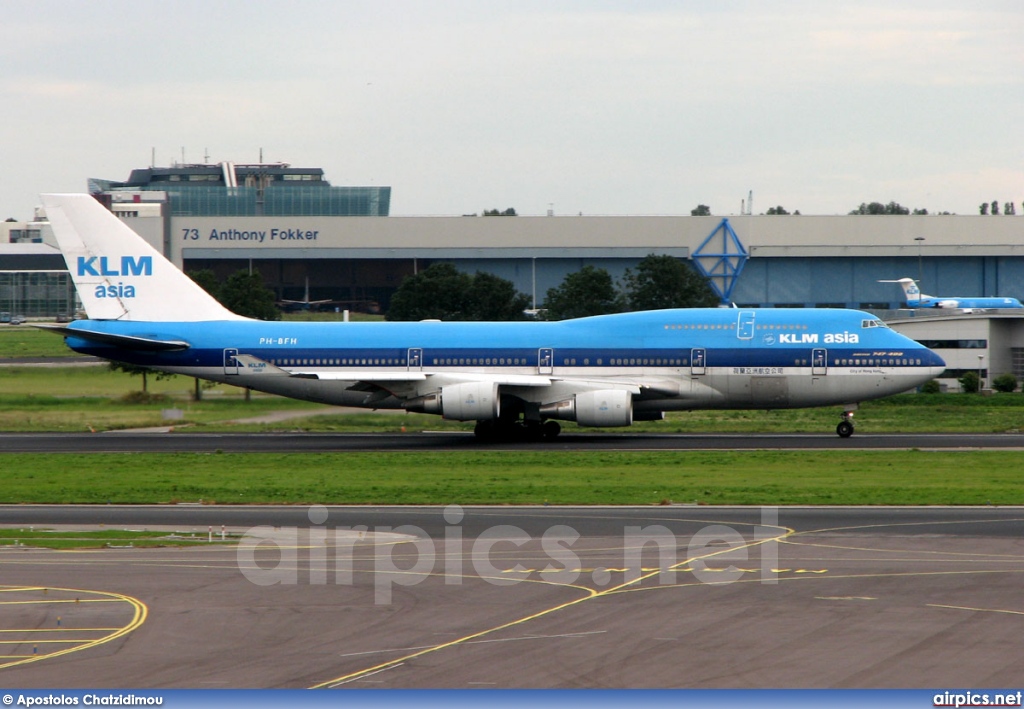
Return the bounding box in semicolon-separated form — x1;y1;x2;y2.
914;236;925;285
978;354;985;392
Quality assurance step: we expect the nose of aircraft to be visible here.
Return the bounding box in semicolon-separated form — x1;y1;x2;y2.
920;347;946;370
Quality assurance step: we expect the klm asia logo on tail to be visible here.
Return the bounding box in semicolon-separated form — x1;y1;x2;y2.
77;256;153;299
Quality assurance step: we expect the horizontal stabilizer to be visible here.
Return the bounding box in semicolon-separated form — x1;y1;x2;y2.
34;324;190;351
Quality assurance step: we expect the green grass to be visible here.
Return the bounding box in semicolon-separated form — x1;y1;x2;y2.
1;365;1023;507
0;366;321;431
0;527;234;549
1;364;1024;434
0;327;79;358
186;392;1024;435
1;450;1022;506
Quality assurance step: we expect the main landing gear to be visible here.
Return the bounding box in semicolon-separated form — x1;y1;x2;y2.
836;410;855;438
473;419;561;442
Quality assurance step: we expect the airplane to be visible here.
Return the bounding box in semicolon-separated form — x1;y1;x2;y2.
39;193;945;439
276;277;336;312
880;278;1024;310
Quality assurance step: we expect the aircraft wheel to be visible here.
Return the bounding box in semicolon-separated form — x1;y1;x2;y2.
474;420;498;441
541;420;561;440
836;420;854;438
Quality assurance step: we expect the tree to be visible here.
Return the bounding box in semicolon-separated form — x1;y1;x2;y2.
622;255;720;311
1005;202;1016;216
849;201;911;215
542;266;621;320
216;271;280;320
186;268;279;320
108;361;172;394
483;208;517;216
188;269;221;298
690;204;711;216
463;271;531;320
958;371;980;393
386;263;529;321
765;206;791;215
992;373;1018;393
980;202;990;215
912;208;929;215
387;263;472;321
991;201;1000;216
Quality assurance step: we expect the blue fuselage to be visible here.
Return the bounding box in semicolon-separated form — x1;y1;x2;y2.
62;308;944;412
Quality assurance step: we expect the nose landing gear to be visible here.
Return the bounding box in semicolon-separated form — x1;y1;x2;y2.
836;410;855;438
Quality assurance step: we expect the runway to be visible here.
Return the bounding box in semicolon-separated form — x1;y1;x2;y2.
3;431;1024;452
1;505;1023;688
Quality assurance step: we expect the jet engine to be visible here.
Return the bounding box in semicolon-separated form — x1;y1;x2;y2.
539;389;634;427
405;381;500;420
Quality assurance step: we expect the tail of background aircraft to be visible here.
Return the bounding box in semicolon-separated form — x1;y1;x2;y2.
42;194;246;322
878;278;928;304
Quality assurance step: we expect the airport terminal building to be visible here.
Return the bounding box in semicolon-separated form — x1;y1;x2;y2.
5;160;1024;387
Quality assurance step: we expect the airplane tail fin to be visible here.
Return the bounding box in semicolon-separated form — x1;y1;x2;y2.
42;194;246;322
879;278;928;304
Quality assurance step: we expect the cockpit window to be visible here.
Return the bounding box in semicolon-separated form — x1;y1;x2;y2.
861;319;889;329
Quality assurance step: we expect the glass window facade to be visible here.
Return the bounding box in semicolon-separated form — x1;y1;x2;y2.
263;186;389;216
117;185;390;217
0;271;77;317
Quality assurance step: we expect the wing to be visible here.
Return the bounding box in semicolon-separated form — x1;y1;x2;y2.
231;354;673;402
232;353;551;387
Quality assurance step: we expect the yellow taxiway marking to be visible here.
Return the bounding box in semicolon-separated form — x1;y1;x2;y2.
0;639;114;644
816;596;877;601
790;517;1024;537
0;598;126;606
0;628;120;633
336;630;607;660
309;525;793;688
782;537;1024;560
0;586;147;671
928;603;1024;616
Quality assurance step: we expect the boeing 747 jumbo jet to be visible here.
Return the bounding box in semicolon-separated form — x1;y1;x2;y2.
41;194;944;439
880;278;1024;310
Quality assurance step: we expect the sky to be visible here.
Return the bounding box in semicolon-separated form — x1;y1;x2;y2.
2;0;1022;220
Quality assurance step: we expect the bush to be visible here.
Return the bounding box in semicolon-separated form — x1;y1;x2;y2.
958;371;980;393
919;379;941;394
119;391;172;405
992;373;1018;393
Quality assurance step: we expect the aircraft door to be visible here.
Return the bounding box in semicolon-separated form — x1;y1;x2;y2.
223;348;239;375
538;347;553;374
812;348;827;375
691;348;706;376
737;311;756;340
407;348;423;371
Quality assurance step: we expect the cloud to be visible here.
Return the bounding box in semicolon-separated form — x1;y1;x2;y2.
1;1;1022;219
